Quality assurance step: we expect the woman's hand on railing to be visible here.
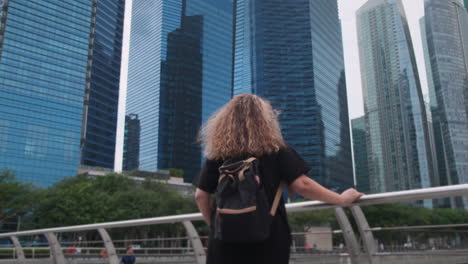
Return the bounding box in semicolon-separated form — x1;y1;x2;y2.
339;188;364;206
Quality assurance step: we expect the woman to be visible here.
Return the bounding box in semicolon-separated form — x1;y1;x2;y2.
194;94;363;264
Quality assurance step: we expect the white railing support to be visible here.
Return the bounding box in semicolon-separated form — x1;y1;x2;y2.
44;233;65;264
351;206;377;264
98;228;119;264
334;208;361;264
182;221;206;264
9;236;25;264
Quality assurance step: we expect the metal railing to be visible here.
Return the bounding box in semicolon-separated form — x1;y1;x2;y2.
0;183;467;264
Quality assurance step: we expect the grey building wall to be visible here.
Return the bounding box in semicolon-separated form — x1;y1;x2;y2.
421;0;468;208
357;0;434;207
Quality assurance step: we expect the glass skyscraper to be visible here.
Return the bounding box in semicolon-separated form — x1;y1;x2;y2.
124;0;233;182
0;0;92;186
123;114;140;171
81;0;125;169
352;117;370;193
233;0;353;192
0;0;125;186
357;0;434;201
421;0;468;208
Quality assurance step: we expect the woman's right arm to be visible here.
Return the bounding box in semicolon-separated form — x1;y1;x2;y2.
195;188;212;225
289;175;364;206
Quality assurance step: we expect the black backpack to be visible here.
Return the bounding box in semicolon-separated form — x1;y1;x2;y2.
213;157;283;243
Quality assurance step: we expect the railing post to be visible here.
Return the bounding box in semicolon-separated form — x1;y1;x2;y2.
98;228;120;264
350;206;378;264
44;232;65;264
182;221;206;264
334;207;361;264
10;236;25;263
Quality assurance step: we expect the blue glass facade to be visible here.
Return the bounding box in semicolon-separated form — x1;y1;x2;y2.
352;117;370;193
232;0;353;192
123;114;140;171
81;0;125;169
422;0;468;208
357;0;434;203
0;0;93;186
125;0;232;182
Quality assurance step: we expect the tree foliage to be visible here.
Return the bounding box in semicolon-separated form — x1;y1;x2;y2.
287;202;468;245
23;173;197;230
5;171;468;246
167;168;184;178
288;202;468;231
0;169;36;230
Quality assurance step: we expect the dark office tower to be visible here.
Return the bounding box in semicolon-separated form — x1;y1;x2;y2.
352;117;370;193
0;0;95;186
159;15;203;179
123;114;140;171
232;0;353;192
421;0;468;208
81;0;125;169
125;0;233;182
357;0;434;204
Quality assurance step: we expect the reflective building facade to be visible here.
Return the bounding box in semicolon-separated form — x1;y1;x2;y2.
125;0;233;182
123;114;140;171
233;0;353;192
421;0;468;208
0;0;125;186
352;117;370;193
81;0;125;169
357;0;434;201
0;0;93;186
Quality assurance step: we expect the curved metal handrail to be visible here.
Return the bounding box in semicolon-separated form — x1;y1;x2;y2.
0;183;467;238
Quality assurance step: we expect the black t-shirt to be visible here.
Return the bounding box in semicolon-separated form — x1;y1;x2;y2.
194;145;310;222
194;145;310;264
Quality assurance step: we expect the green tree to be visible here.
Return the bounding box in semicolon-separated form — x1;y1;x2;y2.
288;209;337;231
167;168;184;178
0;169;36;230
24;173;197;232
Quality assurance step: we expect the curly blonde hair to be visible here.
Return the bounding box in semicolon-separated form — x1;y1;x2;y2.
199;94;286;159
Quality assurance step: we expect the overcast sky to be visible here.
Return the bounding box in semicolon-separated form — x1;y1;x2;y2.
115;0;427;170
338;0;426;119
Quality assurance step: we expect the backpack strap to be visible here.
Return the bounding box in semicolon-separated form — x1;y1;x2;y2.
244;157;256;163
270;183;284;216
238;157;256;181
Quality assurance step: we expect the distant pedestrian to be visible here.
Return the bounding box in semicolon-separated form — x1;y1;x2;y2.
120;246;136;264
194;94;364;264
66;245;77;255
100;248;108;259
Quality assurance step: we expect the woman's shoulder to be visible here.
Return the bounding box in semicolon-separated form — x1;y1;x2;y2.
254;145;294;164
201;158;224;173
274;144;309;167
265;144;296;157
